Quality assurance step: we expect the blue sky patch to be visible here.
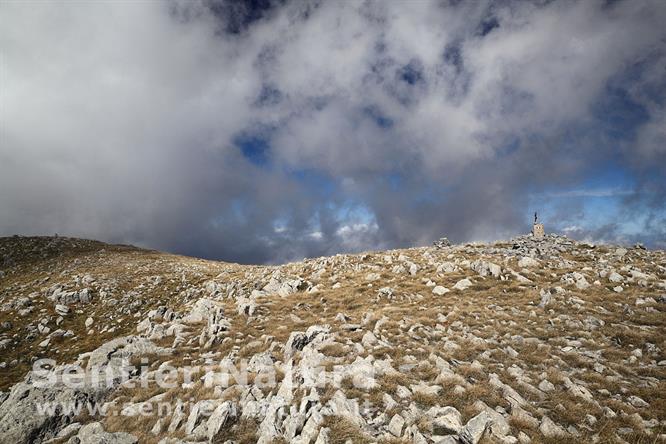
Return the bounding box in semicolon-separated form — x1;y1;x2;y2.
234;133;271;167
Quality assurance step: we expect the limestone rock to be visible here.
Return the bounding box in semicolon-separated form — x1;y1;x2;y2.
0;373;107;442
67;422;137;444
183;298;222;324
453;278;473;291
284;325;330;359
207;401;238;440
85;336;170;372
429;406;462;435
460;411;490;444
388;413;405;437
539;416;567;438
609;271;624;282
538;288;552;308
471;259;502;277
518;257;539;268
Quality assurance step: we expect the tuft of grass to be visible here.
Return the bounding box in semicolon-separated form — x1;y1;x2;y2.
320;342;348;357
321;416;371;444
212;417;259;444
412;390;439;408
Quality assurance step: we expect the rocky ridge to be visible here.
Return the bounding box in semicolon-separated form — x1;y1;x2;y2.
0;234;665;443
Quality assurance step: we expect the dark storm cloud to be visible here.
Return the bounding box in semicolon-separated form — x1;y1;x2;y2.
1;0;665;263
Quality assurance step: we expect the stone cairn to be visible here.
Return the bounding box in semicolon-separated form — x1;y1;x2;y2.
433;237;452;249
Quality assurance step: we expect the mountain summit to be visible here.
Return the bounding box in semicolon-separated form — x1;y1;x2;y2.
0;235;664;443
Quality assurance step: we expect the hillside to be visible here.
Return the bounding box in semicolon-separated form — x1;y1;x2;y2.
0;234;664;444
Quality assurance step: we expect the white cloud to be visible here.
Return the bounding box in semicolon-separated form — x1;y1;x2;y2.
1;0;664;261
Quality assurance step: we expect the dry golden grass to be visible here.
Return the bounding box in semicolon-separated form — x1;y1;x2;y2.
212;417;259;444
376;372;410;395
321;415;371;444
105;413;160;444
412;390;440;408
319;342;348;357
318;384;338;405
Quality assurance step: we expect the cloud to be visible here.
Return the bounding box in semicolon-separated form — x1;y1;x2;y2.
1;0;665;263
541;188;634;198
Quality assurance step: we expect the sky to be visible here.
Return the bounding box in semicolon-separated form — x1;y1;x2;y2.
1;0;665;264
